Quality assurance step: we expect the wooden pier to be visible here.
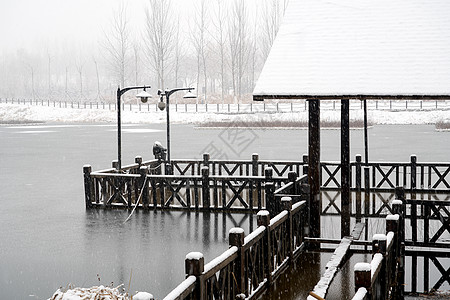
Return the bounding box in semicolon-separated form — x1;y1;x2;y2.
83;154;450;299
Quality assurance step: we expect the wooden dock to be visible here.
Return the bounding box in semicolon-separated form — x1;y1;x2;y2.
83;154;450;299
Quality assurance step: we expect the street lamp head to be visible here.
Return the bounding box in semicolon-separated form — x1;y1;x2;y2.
136;89;152;103
183;89;197;99
158;99;166;111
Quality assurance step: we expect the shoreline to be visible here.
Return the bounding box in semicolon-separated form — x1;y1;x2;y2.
0;103;449;126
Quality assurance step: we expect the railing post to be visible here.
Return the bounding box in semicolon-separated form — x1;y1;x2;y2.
265;167;275;216
203;152;210;167
410;155;417;190
83;165;93;208
202;166;210;209
252;153;259;176
185;252;205;299
265;167;273;180
302;154;308;175
281;197;293;258
257;210;272;285
229;228;245;295
392;196;405;299
288;171;298;194
372;233;387;299
364;166;370;193
112;160;119;171
372;233;387;254
355;155;362;191
354;263;371;294
140;166;149;209
135;155;143;166
265;182;275;216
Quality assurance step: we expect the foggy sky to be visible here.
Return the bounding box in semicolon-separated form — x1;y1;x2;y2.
0;0;151;51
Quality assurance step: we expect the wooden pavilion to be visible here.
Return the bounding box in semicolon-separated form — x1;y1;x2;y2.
253;0;450;238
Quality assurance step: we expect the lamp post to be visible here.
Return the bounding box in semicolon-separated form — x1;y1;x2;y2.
116;85;152;170
157;87;196;174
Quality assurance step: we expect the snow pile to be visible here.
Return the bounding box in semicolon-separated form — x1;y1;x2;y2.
48;285;153;300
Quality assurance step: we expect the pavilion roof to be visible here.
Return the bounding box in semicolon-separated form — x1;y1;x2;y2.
253;0;450;101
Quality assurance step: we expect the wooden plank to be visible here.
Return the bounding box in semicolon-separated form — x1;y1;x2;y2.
351;222;366;240
307;237;353;300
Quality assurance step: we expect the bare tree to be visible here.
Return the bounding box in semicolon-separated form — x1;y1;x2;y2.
211;0;228;104
144;0;175;91
228;0;250;102
132;40;140;86
260;0;288;62
101;1;131;88
93;58;101;100
190;0;209;103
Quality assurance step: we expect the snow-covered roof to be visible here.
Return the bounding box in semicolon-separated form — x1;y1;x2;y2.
253;0;450;100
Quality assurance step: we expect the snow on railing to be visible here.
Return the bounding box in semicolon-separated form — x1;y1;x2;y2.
161;196;307;300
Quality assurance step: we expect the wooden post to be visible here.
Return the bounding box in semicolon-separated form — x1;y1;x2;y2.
203;152;210;166
112;160;119;170
355;155;362;222
83;165;93;208
355;155;362;191
135;156;142;166
372;233;387;254
282;197;293;258
264;167;273;180
354;263;371;292
303;154;308;175
257;210;272;284
373;233;388;299
392;195;405;299
410;155;417;190
265;182;275;216
288;171;298;194
229;228;245;295
202;166;210;208
308;99;321;239
140;166;149;209
341;99;351;238
185;252;204;299
252;153;259;176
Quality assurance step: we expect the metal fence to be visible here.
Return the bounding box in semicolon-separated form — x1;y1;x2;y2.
2;98;450;113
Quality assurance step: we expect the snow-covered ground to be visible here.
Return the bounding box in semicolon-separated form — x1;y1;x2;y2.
0;103;449;125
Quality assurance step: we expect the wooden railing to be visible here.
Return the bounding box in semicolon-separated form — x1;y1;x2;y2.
163;197;308;300
352;201;404;300
84;155;310;213
84;154;450;210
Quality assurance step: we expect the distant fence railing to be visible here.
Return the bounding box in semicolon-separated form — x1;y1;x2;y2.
163;197;308;300
2;98;450;113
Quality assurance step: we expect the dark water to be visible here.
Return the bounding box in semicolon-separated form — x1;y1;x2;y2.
0;123;448;299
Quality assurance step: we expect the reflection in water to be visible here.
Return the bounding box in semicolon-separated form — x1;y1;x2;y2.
262;252;322;299
83;210;256;298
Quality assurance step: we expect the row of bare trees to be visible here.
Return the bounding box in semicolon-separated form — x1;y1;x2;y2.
0;0;288;104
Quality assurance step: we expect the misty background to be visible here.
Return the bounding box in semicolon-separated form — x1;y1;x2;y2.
0;0;288;104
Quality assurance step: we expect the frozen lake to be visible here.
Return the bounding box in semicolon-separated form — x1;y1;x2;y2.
0;123;448;299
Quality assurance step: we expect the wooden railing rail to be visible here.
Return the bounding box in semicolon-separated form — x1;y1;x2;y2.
165;197;308;300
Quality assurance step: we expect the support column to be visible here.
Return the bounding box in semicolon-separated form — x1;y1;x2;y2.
308;100;321;239
341;99;351;237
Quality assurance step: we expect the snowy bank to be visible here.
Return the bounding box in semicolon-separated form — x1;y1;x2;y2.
0;103;449;125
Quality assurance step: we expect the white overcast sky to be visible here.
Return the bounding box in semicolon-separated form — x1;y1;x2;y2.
0;0;197;51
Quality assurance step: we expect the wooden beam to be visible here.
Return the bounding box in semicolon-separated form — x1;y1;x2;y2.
253;94;450;101
341;99;351;237
308;99;321;239
307;237;353;300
